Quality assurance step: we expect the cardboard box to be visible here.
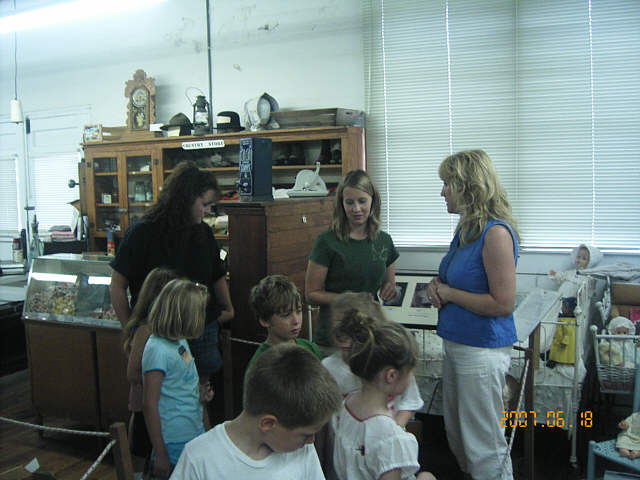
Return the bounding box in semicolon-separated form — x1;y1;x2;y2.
612;282;640;306
271;108;364;129
611;282;640;327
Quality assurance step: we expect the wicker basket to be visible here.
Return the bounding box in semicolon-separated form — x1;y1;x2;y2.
591;325;639;395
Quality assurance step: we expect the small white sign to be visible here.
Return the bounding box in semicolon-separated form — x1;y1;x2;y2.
182;139;225;150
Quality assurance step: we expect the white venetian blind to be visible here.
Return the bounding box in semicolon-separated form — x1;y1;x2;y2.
0;156;20;232
363;0;640;252
30;153;79;231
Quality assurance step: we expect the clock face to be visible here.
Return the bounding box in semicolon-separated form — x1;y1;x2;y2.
132;87;148;108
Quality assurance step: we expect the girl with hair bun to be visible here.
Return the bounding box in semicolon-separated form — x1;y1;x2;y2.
330;305;435;480
322;292;423;427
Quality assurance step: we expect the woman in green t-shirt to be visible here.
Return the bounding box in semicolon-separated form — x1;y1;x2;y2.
305;170;400;348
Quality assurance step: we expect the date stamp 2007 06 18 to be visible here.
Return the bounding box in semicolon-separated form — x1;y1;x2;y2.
500;410;593;429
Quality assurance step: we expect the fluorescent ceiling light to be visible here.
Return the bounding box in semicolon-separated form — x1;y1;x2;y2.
0;0;166;34
88;275;111;285
31;272;77;283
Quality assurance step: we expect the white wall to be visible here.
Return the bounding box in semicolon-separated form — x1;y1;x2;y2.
0;0;638;275
1;0;363;127
211;0;364;114
1;0;211;126
0;0;364;261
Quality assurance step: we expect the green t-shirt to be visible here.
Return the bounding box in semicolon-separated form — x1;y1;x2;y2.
308;229;399;346
248;338;322;366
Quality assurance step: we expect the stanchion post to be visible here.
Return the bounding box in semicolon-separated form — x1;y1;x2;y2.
110;422;134;480
221;328;234;419
524;332;536;480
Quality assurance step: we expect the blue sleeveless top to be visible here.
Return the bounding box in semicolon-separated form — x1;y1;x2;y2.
436;219;519;348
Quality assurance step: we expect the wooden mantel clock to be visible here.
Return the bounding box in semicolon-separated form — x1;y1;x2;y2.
125;69;156;131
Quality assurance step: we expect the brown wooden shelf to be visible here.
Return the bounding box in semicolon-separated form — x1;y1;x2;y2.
92;231;122;238
84;126;364;251
273;164;341;170
164;164;342;175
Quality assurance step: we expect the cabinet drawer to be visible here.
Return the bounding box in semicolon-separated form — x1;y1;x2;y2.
26;323;100;424
267;226;327;263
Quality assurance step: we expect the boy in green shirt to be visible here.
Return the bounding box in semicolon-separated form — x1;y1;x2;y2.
248;275;321;365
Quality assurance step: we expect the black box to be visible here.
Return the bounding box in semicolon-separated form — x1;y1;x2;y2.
238;137;272;201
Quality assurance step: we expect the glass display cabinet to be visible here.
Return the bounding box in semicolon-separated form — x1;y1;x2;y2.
22;253;128;429
84;146;162;251
126;153;154;226
23;253;118;328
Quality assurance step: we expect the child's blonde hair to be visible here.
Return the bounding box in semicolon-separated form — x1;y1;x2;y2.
348;320;417;382
329;291;385;347
122;267;178;352
243;343;341;429
147;279;208;341
249;274;302;322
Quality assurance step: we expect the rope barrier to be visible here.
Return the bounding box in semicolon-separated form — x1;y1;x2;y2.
79;439;116;480
0;416;125;480
0;416;110;437
229;336;261;347
501;357;530;480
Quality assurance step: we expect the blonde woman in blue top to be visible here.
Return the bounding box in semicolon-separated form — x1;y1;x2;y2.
427;150;520;480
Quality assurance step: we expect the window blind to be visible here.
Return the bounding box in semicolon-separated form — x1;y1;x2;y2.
363;0;640;252
0;156;20;232
30;153;79;232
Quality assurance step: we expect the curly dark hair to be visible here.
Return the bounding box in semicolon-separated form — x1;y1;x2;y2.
143;160;219;231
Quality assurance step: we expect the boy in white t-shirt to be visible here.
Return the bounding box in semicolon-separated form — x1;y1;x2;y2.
170;343;342;480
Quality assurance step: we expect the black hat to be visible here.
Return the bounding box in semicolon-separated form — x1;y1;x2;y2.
161;113;193;136
215;111;243;132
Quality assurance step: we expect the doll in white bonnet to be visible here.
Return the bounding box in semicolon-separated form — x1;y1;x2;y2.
549;244;603;297
607;316;638;367
540;245;604;355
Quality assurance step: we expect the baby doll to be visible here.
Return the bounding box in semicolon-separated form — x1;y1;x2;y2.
599;341;624;367
617;412;640;459
549;244;603;298
599;316;637;368
608;316;638;367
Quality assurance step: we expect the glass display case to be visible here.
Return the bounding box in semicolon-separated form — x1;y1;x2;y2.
126;153;154;226
23;253;118;328
91;154;122;233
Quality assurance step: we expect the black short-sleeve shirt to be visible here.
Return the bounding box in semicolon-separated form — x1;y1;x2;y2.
110;220;225;323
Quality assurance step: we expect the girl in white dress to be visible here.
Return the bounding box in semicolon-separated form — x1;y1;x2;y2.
330;303;435;480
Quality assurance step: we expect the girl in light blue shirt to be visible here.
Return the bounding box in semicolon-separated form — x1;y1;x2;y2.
143;279;213;478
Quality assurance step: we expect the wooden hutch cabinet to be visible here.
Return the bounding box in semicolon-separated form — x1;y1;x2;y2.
223;197;335;413
81;125;365;416
83;126;365;251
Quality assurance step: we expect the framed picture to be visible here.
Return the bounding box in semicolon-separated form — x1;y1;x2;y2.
83;124;103;143
379;274;438;328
